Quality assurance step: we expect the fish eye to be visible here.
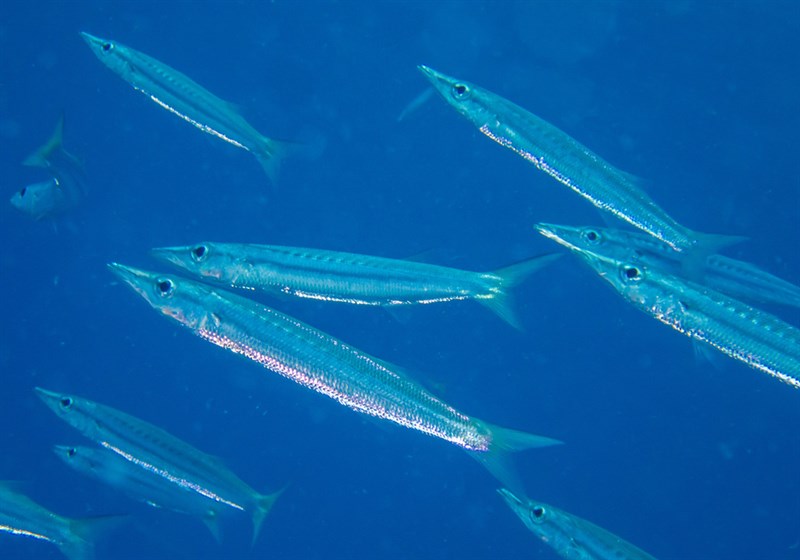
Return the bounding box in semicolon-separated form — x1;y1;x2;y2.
191;245;209;262
582;229;602;245
19;187;27;197
156;278;175;298
451;83;471;100
620;264;643;283
60;397;73;409
531;505;546;522
102;42;113;52
67;448;77;457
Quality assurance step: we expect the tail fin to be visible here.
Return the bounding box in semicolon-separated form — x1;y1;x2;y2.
24;116;65;168
467;421;561;498
479;254;562;329
255;132;325;187
681;232;747;279
202;511;223;544
251;486;287;546
62;515;125;560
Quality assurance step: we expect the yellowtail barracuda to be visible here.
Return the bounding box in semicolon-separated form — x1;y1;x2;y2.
536;224;800;388
535;223;800;309
418;65;742;256
0;482;114;560
108;263;561;489
151;242;561;328
36;388;281;544
498;488;658;560
80;32;295;184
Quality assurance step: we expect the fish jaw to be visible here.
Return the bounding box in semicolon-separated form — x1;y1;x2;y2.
79;32;109;52
107;262;167;305
150;245;201;273
497;487;526;512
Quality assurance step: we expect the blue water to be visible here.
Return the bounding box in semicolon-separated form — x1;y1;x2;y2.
1;2;798;559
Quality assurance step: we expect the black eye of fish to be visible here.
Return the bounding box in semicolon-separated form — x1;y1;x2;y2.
102;42;113;52
451;83;470;100
67;448;76;457
623;266;642;281
532;506;546;519
19;187;27;197
60;397;73;409
192;245;208;262
584;229;601;244
156;279;175;297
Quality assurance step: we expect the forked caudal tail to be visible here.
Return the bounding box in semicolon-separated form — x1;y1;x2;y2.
467;420;562;498
251;486;287;547
255;133;325;187
681;231;747;279
61;514;125;560
480;253;563;329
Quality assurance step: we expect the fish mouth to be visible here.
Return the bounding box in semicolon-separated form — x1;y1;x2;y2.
417;65;458;94
34;387;70;414
79;31;105;49
497;488;525;509
52;445;78;458
534;222;581;252
107;262;159;300
150;246;188;268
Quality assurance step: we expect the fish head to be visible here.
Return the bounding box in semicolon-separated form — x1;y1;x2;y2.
417;65;493;124
150;243;232;282
53;445;97;472
80;32;130;74
535;222;607;254
34;387;104;435
108;263;214;331
497;488;553;537
9;179;62;219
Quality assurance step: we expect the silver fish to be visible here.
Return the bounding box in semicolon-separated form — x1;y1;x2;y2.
36;388;281;544
534;223;800;309
536;223;800;388
418;65;741;256
10;117;85;220
80;32;294;184
108;263;560;488
151;242;560;328
498;488;658;560
0;482;112;560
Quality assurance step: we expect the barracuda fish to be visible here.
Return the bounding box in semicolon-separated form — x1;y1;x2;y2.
36;388;281;544
10;117;86;220
151;242;561;328
108;263;560;489
418;65;741;257
80;32;294;184
0;482;112;560
536;224;800;388
498;488;658;560
534;223;800;309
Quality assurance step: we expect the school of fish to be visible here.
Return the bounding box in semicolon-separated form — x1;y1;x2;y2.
4;30;798;560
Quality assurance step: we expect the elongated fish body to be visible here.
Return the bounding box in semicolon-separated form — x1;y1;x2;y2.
36;389;280;543
53;444;231;542
151;242;560;328
498;489;657;560
108;263;559;487
80;32;290;183
536;224;800;388
0;482;97;560
535;224;800;308
419;65;739;256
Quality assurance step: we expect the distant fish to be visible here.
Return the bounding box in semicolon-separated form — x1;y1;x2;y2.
534;223;800;309
80;32;297;184
0;481;115;560
108;263;561;490
36;388;282;544
10;117;85;220
536;223;800;388
498;488;658;560
418;65;743;257
151;242;561;328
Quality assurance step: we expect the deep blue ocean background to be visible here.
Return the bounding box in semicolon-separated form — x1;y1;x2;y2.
1;2;798;559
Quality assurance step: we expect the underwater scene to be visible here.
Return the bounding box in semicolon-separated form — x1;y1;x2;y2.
1;1;798;559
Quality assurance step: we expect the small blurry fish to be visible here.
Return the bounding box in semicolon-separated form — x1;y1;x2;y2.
534;223;800;309
151;242;561;328
536;223;800;389
10;117;85;220
0;481;115;560
418;65;742;259
80;32;297;184
36;388;282;544
498;488;658;559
